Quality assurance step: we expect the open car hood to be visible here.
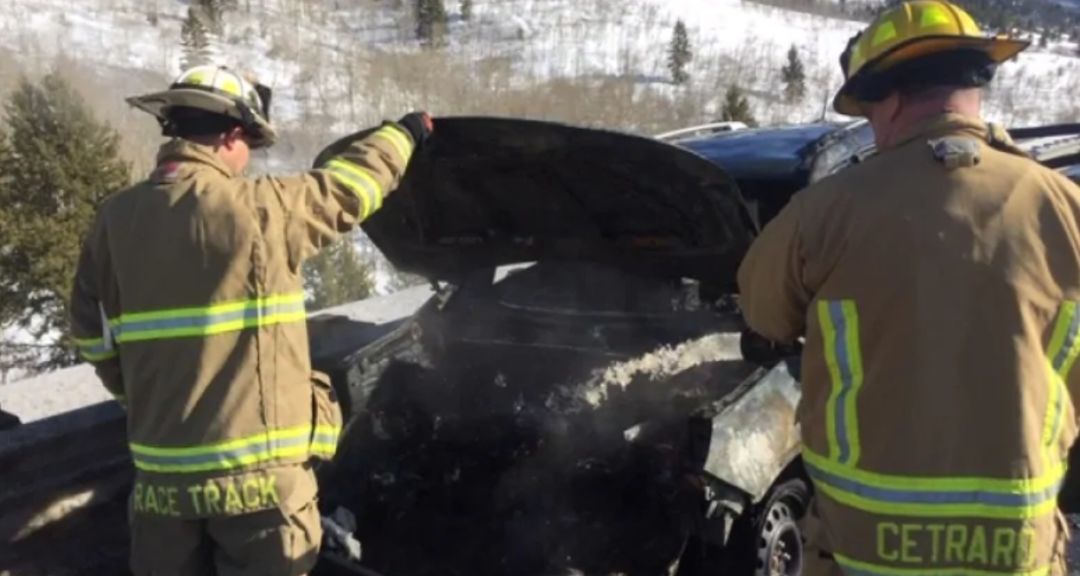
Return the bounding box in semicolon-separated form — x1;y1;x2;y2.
315;118;758;286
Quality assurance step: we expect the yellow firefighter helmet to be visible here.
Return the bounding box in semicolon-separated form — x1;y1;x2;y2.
127;65;277;149
834;0;1029;116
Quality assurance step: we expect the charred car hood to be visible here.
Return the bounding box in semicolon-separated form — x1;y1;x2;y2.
316;117;758;286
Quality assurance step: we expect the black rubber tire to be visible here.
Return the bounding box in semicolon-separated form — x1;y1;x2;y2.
737;478;809;576
679;478;810;576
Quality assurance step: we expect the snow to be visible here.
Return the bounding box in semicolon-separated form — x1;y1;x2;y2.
1;0;1075;145
0;363;110;422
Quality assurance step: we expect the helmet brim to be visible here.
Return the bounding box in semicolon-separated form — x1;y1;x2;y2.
833;35;1030;116
127;89;278;149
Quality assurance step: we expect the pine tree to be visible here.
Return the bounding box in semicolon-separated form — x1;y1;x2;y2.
181;7;218;69
0;74;130;371
180;0;235;69
461;0;473;21
720;84;757;127
415;0;449;46
667;20;692;85
781;44;807;103
303;235;377;311
193;0;235;35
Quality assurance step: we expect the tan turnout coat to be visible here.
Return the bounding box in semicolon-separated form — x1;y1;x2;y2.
70;122;415;519
739;114;1080;576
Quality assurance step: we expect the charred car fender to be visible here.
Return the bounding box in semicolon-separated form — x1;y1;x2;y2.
702;361;802;503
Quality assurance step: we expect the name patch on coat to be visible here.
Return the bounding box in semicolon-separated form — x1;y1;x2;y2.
876;522;1037;569
132;474;280;517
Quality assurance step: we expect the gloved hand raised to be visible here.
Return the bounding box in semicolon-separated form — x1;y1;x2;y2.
397;112;434;147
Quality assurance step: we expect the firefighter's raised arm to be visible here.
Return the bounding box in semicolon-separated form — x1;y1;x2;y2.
259;112;433;265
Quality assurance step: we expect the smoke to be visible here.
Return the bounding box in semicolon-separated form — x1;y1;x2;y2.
552;330;747;410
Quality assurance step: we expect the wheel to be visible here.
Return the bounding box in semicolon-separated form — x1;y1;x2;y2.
745;479;809;576
678;478;809;576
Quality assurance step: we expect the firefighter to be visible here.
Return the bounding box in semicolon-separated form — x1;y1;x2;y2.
738;2;1080;574
68;65;431;576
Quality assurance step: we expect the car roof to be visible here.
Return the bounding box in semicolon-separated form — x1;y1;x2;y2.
678;121;1080;185
675;121;874;182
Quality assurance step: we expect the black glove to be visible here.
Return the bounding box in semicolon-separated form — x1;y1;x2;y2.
740;329;801;367
396;112;434;147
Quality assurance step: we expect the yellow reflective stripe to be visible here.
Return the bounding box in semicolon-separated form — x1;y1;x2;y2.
81;349;118;362
841;301;863;466
1044;303;1079;464
325;162;374;217
818;300;863;465
107;293;306;343
804;448;1064;494
130;425;314;457
1050;302;1080;377
132;445;313;473
835;553;1049;576
130;425;342;473
805;449;1064;520
110;293;304;325
325;159;383;217
115;310;307;343
813;477;1058;520
1043;371;1065;455
75;336;117;361
373;124;414;162
871;20;898;47
819;302;844;462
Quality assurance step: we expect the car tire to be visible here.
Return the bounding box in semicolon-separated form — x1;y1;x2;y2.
735;478;809;576
678;478;809;576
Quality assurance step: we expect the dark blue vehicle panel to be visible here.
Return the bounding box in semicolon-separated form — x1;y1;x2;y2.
678;124;841;179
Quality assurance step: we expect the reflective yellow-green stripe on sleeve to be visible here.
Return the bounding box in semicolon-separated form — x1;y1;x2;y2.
323;159;383;218
372;124;414;163
74;336;117;362
818;299;864;466
1045;302;1080;457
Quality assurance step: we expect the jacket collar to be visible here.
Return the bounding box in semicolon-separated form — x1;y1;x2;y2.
891;113;991;150
155;139;237;178
890;112;1026;157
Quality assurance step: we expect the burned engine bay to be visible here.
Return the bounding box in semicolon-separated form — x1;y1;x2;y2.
316;262;799;576
310;118;803;576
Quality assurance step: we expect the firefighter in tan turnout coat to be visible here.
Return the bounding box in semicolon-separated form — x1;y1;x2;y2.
69;65;432;576
739;2;1080;575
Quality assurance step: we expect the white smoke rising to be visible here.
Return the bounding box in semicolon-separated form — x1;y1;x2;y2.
549;332;743;411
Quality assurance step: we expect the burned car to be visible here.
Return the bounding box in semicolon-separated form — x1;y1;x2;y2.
306;118;1080;576
307;118;880;576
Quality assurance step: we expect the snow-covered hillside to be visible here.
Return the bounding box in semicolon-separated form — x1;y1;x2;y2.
2;0;1076;169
